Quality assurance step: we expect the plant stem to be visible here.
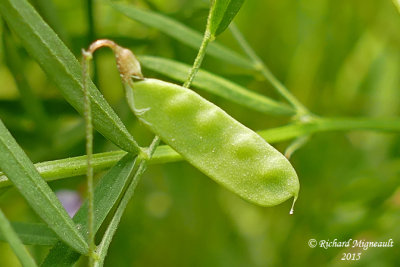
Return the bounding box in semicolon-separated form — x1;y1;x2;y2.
229;24;309;115
183;29;212;88
86;0;99;86
82;51;95;266
1;118;399;188
258;117;400;143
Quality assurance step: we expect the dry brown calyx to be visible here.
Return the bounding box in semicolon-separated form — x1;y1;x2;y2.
86;39;143;82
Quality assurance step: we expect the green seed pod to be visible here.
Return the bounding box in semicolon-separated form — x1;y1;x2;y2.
127;78;299;208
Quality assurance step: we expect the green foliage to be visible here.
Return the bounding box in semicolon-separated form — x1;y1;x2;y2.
0;0;399;266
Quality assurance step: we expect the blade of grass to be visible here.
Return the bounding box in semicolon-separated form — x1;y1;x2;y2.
0;119;88;254
140;55;295;115
0;0;140;154
107;1;253;69
0;209;37;267
0;222;57;246
41;153;138;267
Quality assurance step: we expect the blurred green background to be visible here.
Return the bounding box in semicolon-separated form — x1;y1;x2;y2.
1;0;399;266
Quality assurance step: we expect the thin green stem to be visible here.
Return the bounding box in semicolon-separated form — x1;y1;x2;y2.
94;137;160;267
82;51;96;265
229;24;309;115
1;118;399;187
183;30;212;88
86;0;99;86
0;209;37;267
258;117;400;143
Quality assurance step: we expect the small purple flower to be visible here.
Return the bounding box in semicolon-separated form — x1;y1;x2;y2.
56;190;82;217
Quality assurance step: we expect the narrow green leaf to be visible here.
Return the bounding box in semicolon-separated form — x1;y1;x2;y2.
0;120;88;254
0;210;37;267
140;56;295;115
0;0;140;153
108;1;254;69
0;222;57;246
208;0;245;37
41;153;138;267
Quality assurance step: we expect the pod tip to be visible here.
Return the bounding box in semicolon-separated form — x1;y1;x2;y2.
289;195;298;215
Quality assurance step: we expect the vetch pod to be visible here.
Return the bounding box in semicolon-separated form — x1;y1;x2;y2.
126;78;299;210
